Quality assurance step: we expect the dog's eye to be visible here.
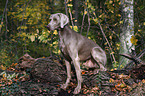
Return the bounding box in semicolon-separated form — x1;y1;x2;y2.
53;18;57;21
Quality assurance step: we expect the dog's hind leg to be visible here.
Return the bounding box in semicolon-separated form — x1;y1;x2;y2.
61;60;71;89
91;47;107;72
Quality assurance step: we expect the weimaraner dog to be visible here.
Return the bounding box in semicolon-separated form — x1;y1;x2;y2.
46;13;107;94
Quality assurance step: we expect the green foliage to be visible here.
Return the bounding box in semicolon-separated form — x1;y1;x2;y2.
130;35;138;45
0;42;18;67
112;61;124;70
0;70;29;95
0;49;11;66
0;0;144;70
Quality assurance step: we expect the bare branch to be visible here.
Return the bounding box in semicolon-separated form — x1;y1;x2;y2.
93;12;116;63
0;0;8;33
80;9;86;34
86;9;90;37
64;0;68;17
69;8;74;27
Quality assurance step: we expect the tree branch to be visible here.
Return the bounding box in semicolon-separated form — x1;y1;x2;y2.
80;9;86;34
93;12;116;63
86;8;90;37
64;0;68;17
69;8;74;27
0;0;8;34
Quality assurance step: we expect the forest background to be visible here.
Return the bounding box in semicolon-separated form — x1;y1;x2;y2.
0;0;144;70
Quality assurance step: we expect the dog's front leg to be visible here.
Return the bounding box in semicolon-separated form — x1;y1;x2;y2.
61;60;71;89
73;57;82;94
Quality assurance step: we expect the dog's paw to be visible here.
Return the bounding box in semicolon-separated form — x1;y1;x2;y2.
73;86;81;94
93;68;107;74
61;83;68;90
100;67;107;71
93;69;101;73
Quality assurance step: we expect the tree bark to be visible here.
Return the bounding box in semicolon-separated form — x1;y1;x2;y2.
119;0;135;67
72;0;79;26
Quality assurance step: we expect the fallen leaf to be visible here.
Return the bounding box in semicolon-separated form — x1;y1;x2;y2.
92;86;99;91
110;69;114;71
68;90;71;93
120;84;125;88
8;80;13;85
39;88;42;93
57;84;60;87
81;71;86;75
109;78;115;83
83;89;89;94
1;65;6;70
142;79;145;83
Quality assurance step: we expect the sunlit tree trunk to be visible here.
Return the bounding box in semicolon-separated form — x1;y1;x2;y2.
119;0;135;67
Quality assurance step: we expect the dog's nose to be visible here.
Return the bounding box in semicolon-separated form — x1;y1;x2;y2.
46;25;50;30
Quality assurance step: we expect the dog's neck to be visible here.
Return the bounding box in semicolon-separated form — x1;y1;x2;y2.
58;24;72;37
58;24;70;31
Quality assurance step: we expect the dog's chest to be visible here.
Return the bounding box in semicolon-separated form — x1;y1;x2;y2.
59;37;65;50
59;36;71;60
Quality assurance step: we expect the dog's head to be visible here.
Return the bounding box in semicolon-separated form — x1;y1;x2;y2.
46;13;69;31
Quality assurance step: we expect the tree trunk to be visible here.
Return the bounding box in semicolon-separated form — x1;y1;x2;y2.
119;0;135;67
73;0;79;26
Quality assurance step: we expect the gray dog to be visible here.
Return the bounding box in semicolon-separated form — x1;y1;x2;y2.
46;13;107;94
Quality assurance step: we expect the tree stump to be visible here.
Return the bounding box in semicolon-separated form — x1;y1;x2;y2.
18;53;66;83
31;58;66;83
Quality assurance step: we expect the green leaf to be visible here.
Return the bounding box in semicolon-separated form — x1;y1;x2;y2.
30;35;35;42
73;26;78;32
93;18;98;24
68;4;73;7
53;30;58;35
84;10;87;15
130;35;138;45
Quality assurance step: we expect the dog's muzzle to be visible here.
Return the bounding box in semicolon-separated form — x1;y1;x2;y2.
46;25;50;30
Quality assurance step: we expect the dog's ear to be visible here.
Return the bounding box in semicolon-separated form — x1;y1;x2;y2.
59;13;69;28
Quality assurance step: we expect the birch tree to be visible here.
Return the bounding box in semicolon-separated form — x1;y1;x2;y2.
119;0;135;67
